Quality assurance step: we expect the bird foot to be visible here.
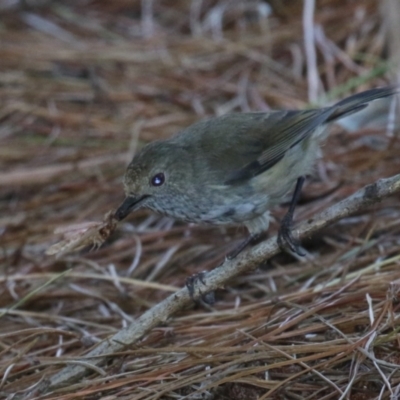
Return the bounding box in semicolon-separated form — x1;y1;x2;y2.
277;215;305;257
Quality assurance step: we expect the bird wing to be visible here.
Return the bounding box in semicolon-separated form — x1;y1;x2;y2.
176;86;398;186
222;108;334;184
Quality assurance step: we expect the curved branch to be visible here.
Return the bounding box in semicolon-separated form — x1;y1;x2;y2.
40;173;400;394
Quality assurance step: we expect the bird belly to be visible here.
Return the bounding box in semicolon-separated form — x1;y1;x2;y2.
251;130;324;205
199;196;270;225
145;189;269;226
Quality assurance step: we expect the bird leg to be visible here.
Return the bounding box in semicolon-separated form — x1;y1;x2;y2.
227;233;260;260
277;176;306;256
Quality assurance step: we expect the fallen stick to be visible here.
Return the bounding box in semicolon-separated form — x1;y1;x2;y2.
37;173;400;395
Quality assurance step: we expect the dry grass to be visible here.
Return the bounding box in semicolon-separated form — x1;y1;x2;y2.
1;1;400;399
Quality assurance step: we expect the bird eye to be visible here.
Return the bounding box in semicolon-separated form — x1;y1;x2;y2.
150;172;165;187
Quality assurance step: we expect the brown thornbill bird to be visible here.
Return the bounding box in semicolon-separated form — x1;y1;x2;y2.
115;86;398;257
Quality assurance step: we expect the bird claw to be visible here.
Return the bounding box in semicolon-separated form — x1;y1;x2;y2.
185;272;215;304
277;216;305;257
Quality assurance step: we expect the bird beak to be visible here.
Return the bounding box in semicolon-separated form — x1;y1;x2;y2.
114;195;147;221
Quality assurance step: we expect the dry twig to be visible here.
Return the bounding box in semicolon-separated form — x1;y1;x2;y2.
46;210;118;258
35;173;400;395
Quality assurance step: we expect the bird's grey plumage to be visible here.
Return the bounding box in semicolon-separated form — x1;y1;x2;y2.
116;86;398;241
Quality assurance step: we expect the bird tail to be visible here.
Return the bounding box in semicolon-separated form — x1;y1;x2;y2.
327;85;399;122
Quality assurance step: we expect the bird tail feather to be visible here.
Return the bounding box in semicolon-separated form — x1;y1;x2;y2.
327;85;399;122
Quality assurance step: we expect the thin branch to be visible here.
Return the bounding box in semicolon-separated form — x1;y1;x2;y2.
303;0;320;102
36;173;400;395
